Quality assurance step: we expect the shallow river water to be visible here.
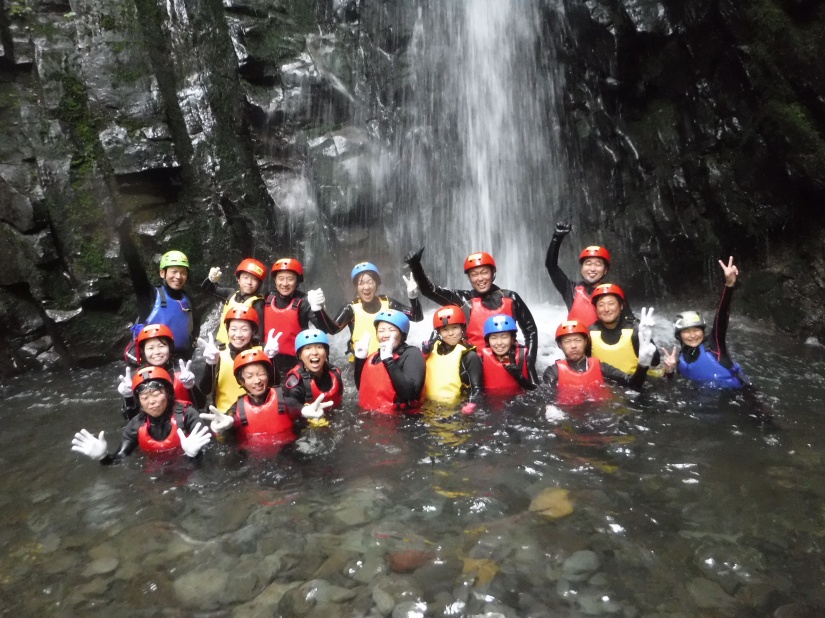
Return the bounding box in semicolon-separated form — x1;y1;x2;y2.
2;305;825;617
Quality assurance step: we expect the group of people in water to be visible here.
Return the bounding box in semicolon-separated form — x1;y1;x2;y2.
71;222;751;463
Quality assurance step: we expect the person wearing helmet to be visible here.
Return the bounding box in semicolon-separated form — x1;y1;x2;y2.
478;315;535;397
354;309;425;414
199;349;329;455
117;323;203;420
201;258;267;346
543;319;655;406
404;247;539;381
661;257;747;389
120;245;199;359
546;223;635;327
197;306;263;412
263;258;330;378
422;305;483;412
313;261;424;362
588;284;662;375
71;366;211;463
283;329;344;416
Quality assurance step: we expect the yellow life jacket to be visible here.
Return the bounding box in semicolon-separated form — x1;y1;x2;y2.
590;328;638;375
215;345;262;412
425;341;470;405
351;297;390;358
216;292;263;345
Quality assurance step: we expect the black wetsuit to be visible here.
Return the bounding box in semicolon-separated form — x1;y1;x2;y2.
263;290;329;377
101;402;202;464
354;342;426;405
542;357;647;390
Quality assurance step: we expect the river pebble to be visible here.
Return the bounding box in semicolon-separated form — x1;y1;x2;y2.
562;550;600;581
82;556;119;577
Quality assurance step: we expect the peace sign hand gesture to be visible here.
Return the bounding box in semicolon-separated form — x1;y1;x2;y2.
661;346;678;374
718;256;739;287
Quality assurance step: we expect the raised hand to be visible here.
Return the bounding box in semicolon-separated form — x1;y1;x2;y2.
718;256;739;287
379;334;396;361
306;288;326;312
402;274;419;299
661;346;678;374
197;333;220;365
178;422;211;457
264;329;282;358
302;394;334;420
404;246;425;266
199;405;234;434
117;367;133;398
71;429;108;460
208;266;222;283
177;359;195;389
353;332;372;360
554;222;571;237
638;307;656;349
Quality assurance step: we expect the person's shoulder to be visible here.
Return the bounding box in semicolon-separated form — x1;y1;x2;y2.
284;372;302;389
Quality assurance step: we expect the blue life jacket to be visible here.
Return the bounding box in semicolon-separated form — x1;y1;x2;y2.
145;286;193;353
678;344;744;389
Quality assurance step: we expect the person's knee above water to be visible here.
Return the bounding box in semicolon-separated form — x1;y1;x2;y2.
202;258;267;346
71;366;210;464
544;320;656;406
283;329;344;420
404;247;538;381
588;284;661;375
478;314;535;397
662;257;746;389
423;305;483;413
354;309;425;414
313;261;424;361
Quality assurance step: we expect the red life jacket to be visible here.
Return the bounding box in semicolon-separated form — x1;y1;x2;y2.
285;365;343;409
263;296;303;356
555;358;609;406
137;406;185;454
234;387;296;449
567;285;598;326
464;293;515;349
172;372;192;406
359;352;421;414
480;346;529;396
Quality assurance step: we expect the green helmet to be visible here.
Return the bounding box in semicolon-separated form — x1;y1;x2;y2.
673;311;705;339
159;250;189;270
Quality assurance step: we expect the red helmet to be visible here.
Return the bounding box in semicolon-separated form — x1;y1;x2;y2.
233;348;275;385
132;365;174;395
463;251;496;273
223;305;260;331
135;323;175;364
555;320;590;344
579;246;611;266
271;258;304;283
590;283;625;305
433;305;467;329
235;258;266;281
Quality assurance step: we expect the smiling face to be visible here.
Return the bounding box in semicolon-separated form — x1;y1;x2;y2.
487;331;514;357
466;265;494;294
580;258;607;285
226;319;254;349
274;271;298;297
438;323;464;347
595;295;623;327
142;337;171;366
679;327;705;348
560;333;588;363
160;266;188;290
356;273;378;303
299;343;328;376
239;363;269;397
238;272;262;295
138;385;170;418
376;322;401;346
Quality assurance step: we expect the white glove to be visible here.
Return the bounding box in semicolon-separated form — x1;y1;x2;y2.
264;329;282;358
208;267;222;283
306;288;326;312
199;405;235;434
402;274;419;300
117;367;133;398
177;359;196;389
197;333;220;365
71;429;108;461
353;332;371;360
301;394;334;420
379;334;396;361
178;422;212;457
638;307;655;349
638;341;656;368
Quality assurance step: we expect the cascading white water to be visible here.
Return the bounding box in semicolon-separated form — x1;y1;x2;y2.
385;0;568;300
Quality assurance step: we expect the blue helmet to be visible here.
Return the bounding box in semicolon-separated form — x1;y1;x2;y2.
483;314;518;339
351;262;381;285
295;329;329;355
374;309;410;334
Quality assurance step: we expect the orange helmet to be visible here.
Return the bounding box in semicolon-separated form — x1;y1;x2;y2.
132;365;174;395
554;320;590;344
463;251;496;273
135;323;175;364
579;246;611;266
271;258;304;283
433;305;467;329
223;306;260;332
590;283;625;305
235;258;266;281
233;348;275;385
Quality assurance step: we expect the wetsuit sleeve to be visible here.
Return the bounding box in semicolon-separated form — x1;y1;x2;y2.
510;292;539;381
102;416;141;463
121;396;138;421
198;359;217;399
708;285;735;362
504;346;537;390
460;349;484;402
354;356;365;390
200;279;234;302
298;295;314;329
545;233;575;309
408;262;466;306
388;297;424;323
599;361;646;390
542;363;559;385
118;221;155;322
314;303;354;335
385;345;425;405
